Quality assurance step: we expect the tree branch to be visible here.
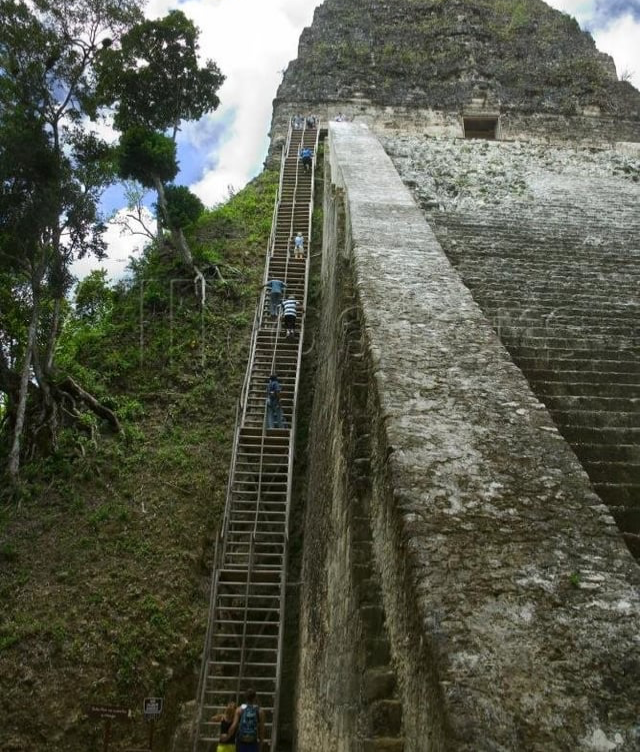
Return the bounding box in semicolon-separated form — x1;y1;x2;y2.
57;376;122;434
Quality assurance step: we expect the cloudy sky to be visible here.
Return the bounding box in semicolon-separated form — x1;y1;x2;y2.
85;0;640;279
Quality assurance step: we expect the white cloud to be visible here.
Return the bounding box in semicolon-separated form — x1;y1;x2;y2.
592;14;640;88
547;1;640;87
85;0;639;280
546;0;594;24
72;210;150;281
167;0;639;207
174;0;319;205
135;0;320;205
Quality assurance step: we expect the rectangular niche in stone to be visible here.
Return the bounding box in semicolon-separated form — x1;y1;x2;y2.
463;115;500;140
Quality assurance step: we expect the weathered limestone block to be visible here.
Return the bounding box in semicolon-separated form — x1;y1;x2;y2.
303;121;640;751
296;163;404;751
269;100;640;165
380;134;640;556
278;0;639;117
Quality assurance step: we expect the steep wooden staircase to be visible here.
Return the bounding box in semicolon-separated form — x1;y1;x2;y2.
192;121;319;751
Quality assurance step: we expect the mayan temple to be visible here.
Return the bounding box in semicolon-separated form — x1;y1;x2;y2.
267;0;640;750
191;2;640;751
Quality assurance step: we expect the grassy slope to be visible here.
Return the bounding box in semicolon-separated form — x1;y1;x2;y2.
0;170;278;751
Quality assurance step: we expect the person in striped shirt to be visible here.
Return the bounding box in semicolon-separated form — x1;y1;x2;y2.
280;296;304;339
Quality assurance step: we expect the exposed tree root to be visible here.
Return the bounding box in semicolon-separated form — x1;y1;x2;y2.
56;376;122;434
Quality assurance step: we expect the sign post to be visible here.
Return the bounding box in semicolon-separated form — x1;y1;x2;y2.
143;697;164;750
88;704;131;752
103;718;111;752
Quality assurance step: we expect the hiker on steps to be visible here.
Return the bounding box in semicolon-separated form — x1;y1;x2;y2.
264;279;286;317
281;296;304;339
299;146;313;172
266;374;286;429
210;700;237;752
293;232;305;260
227;688;266;752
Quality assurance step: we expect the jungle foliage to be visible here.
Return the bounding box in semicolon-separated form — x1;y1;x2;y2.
0;1;223;484
0;168;279;750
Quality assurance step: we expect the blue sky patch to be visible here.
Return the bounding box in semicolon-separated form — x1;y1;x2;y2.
175;107;237;182
594;0;640;25
100;183;129;217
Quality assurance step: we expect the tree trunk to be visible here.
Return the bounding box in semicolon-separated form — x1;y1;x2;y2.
45;295;61;374
30;293;62;444
175;227;195;271
8;299;39;480
31;342;58;452
153;176;196;271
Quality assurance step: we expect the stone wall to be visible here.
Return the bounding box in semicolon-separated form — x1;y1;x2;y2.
296;122;640;751
270;0;640;160
276;0;640;119
267;101;640;166
381;134;640;557
295;160;404;752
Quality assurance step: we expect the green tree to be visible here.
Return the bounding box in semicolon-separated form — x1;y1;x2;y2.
118;127;179;189
0;0;141;480
97;9;224;138
116;126;199;269
98;10;224;274
164;185;205;231
74;269;114;321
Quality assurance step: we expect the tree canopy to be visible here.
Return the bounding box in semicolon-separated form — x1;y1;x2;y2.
97;9;225;137
0;0;224;481
118;126;178;188
98;9;224;273
0;0;144;480
164;185;205;231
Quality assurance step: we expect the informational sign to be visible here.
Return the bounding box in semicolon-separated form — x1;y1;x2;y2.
88;704;131;720
88;704;132;752
143;697;164;719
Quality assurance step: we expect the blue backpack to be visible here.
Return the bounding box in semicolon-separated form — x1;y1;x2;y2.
238;704;259;743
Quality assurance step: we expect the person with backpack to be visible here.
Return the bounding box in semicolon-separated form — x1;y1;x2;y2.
299;146;313;172
227;688;266;752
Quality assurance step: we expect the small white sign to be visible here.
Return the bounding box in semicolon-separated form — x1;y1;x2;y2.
143;697;164;718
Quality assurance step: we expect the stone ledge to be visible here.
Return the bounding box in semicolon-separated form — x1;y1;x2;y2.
328;121;640;750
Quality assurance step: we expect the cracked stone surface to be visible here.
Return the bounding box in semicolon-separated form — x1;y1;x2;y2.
381;134;640;560
307;121;640;751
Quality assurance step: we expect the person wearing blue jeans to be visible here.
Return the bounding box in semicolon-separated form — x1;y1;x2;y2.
264;279;286;318
266;375;285;429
